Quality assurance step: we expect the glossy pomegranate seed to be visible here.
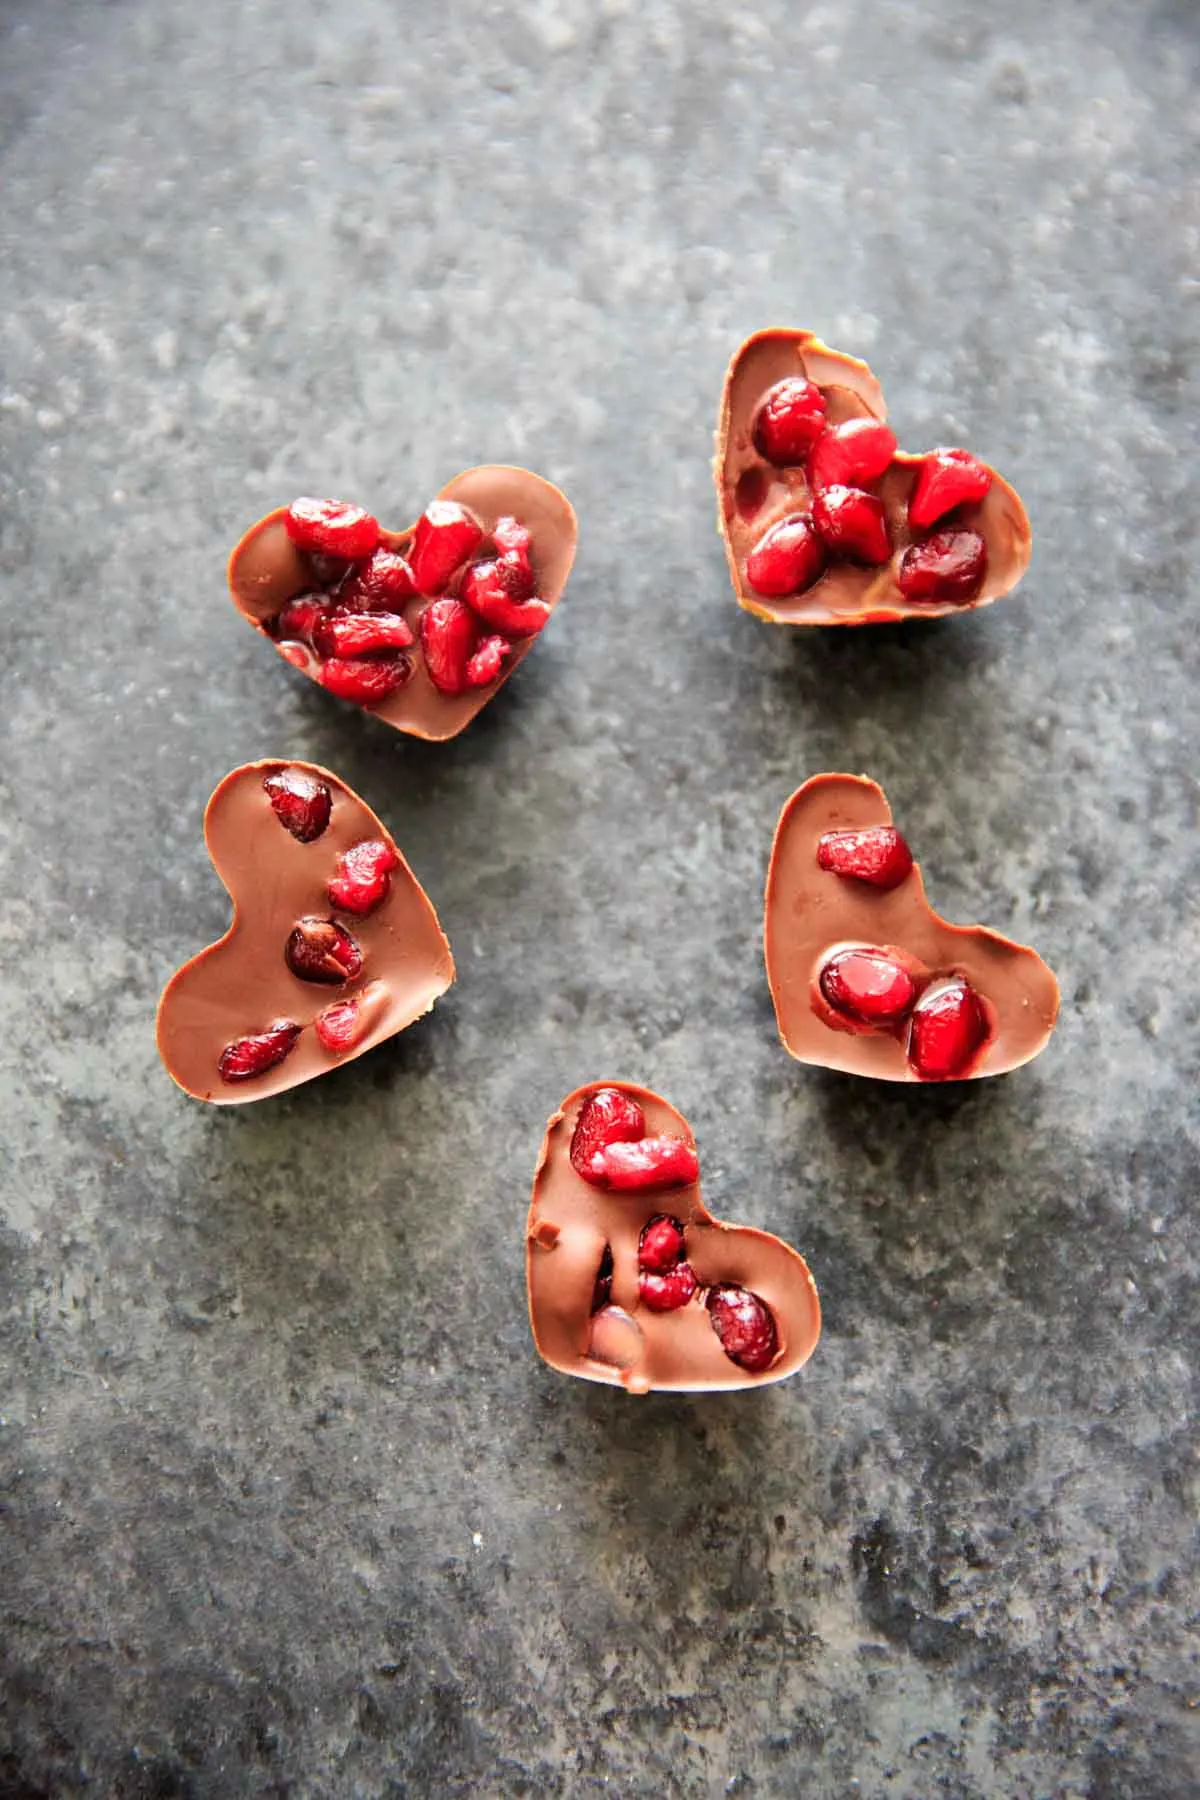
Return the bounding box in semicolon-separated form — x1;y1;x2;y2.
807;419;898;491
314;982;388;1056
909;448;992;532
420;597;477;695
465;634;510;688
319;653;412;705
262;768;332;842
591;1244;614;1314
285;498;379;560
753;378;828;465
898;529;988;604
410;501;484;595
744;514;825;598
907;978;989;1080
812;485;892;564
570;1088;646;1179
284;917;364;985
817;825;914;889
312;610;414;658
275;592;332;643
328;839;399;916
589;1137;700;1191
706;1285;778;1374
340;547;416;608
218;1020;302;1084
460;559;550;636
640;1262;698;1313
819;948;918;1027
637;1214;687;1273
492;514;534;568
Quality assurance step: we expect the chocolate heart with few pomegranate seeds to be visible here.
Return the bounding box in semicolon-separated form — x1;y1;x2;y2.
228;466;577;742
526;1082;821;1394
715;329;1032;626
156;760;454;1104
765;774;1059;1082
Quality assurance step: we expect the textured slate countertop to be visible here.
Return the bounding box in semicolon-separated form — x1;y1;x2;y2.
1;1;1197;1795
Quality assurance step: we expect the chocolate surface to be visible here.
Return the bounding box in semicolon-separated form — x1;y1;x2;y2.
715;329;1032;626
527;1082;821;1394
228;466;577;741
765;774;1059;1080
156;761;454;1103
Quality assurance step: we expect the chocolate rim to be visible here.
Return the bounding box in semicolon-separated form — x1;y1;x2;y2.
715;328;1033;628
227;466;578;741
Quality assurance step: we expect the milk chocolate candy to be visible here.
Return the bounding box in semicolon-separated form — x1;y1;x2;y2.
715;329;1031;626
765;774;1059;1081
527;1082;821;1394
157;761;454;1102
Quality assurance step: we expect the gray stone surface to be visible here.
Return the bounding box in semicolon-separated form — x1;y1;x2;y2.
1;0;1197;1793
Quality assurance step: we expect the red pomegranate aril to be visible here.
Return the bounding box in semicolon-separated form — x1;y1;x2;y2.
637;1213;687;1274
588;1136;699;1191
465;634;509;688
745;514;825;598
285;497;380;560
907;978;989;1081
284;917;364;985
328;839;399;916
419;597;477;695
898;529;988;604
570;1088;646;1179
275;592;332;643
410;502;484;595
639;1262;698;1313
706;1285;778;1374
319;653;412;705
492;514;533;569
807;419;898;492
340;547;416;608
262;768;332;842
811;485;892;565
218;1020;302;1084
591;1244;615;1314
909;448;992;532
460;559;550;636
313;610;414;658
314;982;388;1056
817;825;914;890
819;948;917;1027
753;378;828;465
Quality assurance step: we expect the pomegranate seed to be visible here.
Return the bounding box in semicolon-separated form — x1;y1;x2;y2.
819;948;917;1027
639;1262;698;1312
340;547;416;608
745;514;825;598
706;1285;778;1373
811;485;892;565
898;529;988;604
570;1088;646;1179
285;498;379;560
807;419;898;491
637;1214;687;1274
588;1137;699;1191
907;978;989;1080
328;839;399;916
313;983;388;1055
313;611;414;658
420;597;477;695
410;501;484;595
275;592;332;643
460;559;550;636
909;448;992;531
278;642;310;669
753;378;828;465
591;1244;614;1314
817;825;913;889
262;768;332;842
465;633;510;688
218;1020;302;1084
319;653;412;705
492;514;533;570
284;917;364;985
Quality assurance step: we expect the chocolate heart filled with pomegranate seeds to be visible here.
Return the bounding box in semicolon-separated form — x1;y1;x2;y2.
715;329;1031;626
765;774;1059;1082
527;1082;821;1394
156;761;454;1103
228;466;577;741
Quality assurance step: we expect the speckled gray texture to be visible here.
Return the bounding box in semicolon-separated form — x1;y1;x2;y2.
1;0;1197;1794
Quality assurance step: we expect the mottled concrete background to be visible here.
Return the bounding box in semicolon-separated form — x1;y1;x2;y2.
1;0;1197;1795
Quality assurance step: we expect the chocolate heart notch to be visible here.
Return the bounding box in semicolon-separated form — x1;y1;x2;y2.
228;466;577;741
526;1082;821;1394
765;774;1059;1082
715;329;1032;627
156;760;454;1103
